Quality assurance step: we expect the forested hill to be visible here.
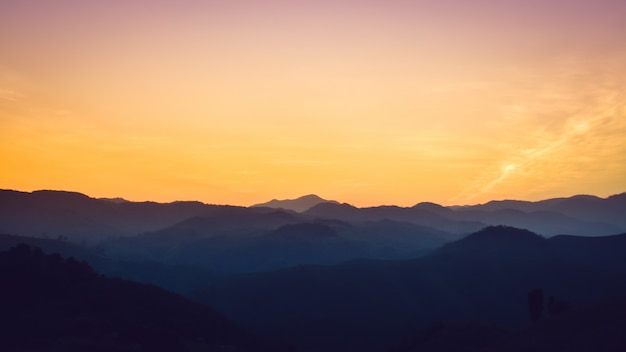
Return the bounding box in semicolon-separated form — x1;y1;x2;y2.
0;244;293;352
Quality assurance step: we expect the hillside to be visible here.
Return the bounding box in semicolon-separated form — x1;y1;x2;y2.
193;226;626;351
102;216;450;273
386;295;626;352
0;244;292;352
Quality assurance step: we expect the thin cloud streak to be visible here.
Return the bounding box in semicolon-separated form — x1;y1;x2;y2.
452;89;626;204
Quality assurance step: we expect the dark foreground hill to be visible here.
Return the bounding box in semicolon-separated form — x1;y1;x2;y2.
0;233;221;294
386;295;626;352
0;244;293;352
193;226;626;352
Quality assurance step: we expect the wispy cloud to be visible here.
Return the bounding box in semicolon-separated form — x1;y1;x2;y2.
451;57;626;205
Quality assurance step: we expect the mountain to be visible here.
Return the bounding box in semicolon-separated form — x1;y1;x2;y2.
305;202;484;237
489;295;626;352
0;233;221;295
341;219;449;256
412;201;456;217
0;244;293;352
0;189;214;244
3;189;624;247
456;193;626;234
4;188;626;351
3;188;625;279
102;217;448;273
300;192;626;237
192;226;626;352
549;233;626;273
252;194;339;212
386;295;626;352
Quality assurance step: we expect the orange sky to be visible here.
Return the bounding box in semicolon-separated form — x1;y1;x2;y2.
1;0;625;206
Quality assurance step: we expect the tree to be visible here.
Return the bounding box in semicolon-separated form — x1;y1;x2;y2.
528;288;544;322
547;295;570;316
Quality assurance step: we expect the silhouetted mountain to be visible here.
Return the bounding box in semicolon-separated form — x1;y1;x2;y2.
541;193;626;228
193;226;626;352
0;233;106;264
452;207;622;236
100;209;312;272
102;213;452;274
4;188;624;247
252;194;339;212
385;320;510;352
0;189;213;243
303;193;626;237
549;232;626;273
137;207;305;241
305;202;483;237
0;233;220;294
455;193;626;235
490;295;626;352
412;202;456;217
0;244;293;352
304;202;363;220
104;216;445;274
4;188;626;351
387;295;626;352
342;220;449;257
438;225;547;254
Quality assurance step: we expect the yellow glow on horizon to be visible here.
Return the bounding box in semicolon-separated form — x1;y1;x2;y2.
2;1;625;207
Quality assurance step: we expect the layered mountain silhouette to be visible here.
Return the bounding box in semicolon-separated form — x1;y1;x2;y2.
459;194;626;226
0;189;212;244
2;188;625;277
103;217;447;273
304;202;485;235
0;233;221;294
192;226;626;351
252;194;339;212
2;188;626;352
0;244;292;352
2;189;624;248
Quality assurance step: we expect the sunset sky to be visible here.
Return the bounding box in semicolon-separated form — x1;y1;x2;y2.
1;0;625;207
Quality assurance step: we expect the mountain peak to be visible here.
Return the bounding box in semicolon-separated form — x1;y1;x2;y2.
440;225;547;255
412;202;453;216
466;225;544;241
252;194;339;213
298;194;325;201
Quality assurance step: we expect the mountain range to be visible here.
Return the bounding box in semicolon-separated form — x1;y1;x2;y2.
0;243;293;352
192;226;626;351
1;189;625;275
2;186;626;352
2;189;624;242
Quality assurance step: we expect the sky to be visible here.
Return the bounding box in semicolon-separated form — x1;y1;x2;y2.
1;0;625;207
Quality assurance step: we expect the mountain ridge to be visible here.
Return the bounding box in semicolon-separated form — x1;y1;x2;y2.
193;226;626;351
1;188;625;247
0;243;293;352
252;194;340;213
